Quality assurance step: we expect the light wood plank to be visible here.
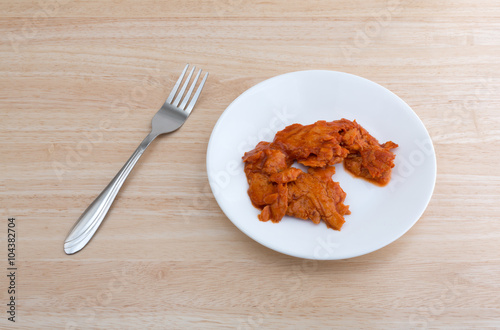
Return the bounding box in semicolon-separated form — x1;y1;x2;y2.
1;0;499;328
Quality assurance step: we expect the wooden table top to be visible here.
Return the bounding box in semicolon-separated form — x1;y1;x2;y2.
1;0;499;328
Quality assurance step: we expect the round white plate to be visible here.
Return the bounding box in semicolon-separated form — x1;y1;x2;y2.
206;70;436;260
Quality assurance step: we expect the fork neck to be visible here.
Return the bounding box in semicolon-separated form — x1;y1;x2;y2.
140;132;159;151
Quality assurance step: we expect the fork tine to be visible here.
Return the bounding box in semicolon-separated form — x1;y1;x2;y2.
173;66;195;107
185;72;208;115
179;69;202;111
166;64;189;104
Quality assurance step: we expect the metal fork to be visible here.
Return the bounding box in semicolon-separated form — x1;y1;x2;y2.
64;64;208;255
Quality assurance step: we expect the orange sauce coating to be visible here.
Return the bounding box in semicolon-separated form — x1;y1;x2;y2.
242;119;398;230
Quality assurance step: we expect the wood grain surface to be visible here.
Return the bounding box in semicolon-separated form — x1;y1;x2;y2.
1;0;499;328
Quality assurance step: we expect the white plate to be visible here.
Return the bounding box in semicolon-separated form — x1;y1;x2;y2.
206;70;436;260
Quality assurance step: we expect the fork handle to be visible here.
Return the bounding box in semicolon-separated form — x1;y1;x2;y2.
64;132;159;254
